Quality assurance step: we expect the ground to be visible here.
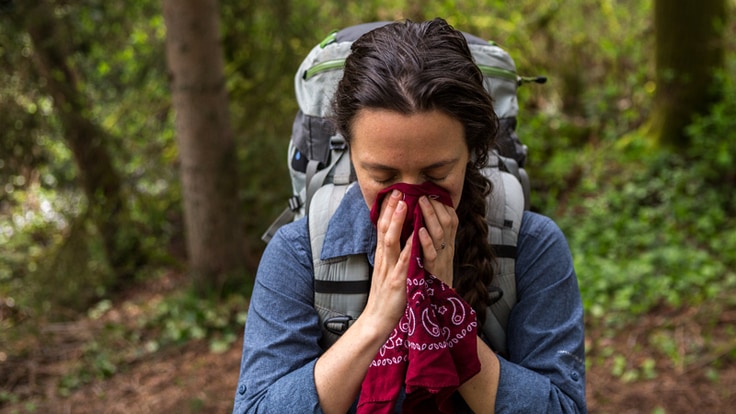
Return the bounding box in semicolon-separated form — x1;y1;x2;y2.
2;274;735;414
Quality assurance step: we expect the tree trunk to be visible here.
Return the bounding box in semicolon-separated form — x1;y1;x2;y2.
649;0;727;148
25;0;146;284
163;0;246;293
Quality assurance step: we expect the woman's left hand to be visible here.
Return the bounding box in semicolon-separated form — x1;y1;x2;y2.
417;195;458;287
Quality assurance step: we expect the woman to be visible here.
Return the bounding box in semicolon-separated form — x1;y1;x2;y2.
233;18;586;413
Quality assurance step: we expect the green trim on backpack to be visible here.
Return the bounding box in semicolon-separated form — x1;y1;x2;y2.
304;58;519;83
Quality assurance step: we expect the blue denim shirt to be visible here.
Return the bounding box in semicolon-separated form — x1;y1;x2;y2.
233;185;586;413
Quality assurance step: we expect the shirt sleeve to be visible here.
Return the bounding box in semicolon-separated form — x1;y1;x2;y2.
494;212;587;413
232;219;325;414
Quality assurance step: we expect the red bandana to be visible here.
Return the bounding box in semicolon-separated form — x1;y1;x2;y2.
358;182;481;413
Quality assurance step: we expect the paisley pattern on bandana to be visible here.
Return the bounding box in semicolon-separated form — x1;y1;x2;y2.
358;182;481;414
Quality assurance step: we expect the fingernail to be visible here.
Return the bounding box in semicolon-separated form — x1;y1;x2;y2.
396;200;405;212
420;196;429;205
391;189;401;198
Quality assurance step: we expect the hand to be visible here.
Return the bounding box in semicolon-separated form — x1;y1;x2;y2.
417;195;458;287
363;190;413;334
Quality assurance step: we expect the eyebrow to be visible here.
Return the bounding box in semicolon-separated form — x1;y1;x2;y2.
359;158;460;172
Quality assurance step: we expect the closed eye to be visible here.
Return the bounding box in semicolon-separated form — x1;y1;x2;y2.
374;175;397;184
424;174;448;182
360;159;456;185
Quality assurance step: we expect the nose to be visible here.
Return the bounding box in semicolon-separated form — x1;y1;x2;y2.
400;174;424;186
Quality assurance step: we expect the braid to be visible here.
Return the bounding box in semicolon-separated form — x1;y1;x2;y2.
453;165;495;327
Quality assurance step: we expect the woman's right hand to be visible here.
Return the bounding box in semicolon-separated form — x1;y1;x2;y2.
315;189;414;413
363;189;413;335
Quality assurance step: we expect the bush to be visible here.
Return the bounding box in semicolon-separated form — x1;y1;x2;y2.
547;66;736;324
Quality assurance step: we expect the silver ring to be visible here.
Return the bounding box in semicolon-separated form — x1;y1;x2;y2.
440;242;446;250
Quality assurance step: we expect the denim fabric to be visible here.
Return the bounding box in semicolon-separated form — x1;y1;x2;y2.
232;185;587;413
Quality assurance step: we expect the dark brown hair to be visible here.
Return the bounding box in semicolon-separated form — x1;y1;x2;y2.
333;18;499;325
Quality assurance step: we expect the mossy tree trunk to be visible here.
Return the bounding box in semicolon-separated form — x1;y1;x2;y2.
163;0;246;294
649;0;727;148
25;0;146;285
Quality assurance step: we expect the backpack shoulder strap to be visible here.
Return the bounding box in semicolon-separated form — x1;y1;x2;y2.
305;134;351;213
310;152;525;353
309;181;371;350
480;153;525;358
261;135;351;243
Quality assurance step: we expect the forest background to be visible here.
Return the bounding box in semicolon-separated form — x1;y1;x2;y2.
1;0;735;413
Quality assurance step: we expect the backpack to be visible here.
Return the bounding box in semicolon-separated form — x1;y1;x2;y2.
262;22;544;357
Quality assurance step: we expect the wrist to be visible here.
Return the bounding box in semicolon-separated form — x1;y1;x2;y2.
352;310;398;348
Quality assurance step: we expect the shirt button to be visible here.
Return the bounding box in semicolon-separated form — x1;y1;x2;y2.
570;371;580;382
238;384;247;394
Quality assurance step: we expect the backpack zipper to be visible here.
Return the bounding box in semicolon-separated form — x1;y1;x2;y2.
304;59;519;83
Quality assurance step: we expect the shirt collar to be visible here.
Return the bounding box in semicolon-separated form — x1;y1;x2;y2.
320;184;377;266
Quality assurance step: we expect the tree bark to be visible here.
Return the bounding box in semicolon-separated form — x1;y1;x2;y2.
24;0;146;284
163;0;246;293
649;0;727;148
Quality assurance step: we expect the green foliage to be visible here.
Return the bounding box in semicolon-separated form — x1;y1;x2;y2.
610;355;657;383
52;291;248;396
0;0;735;389
26;215;115;317
0;185;104;317
546;74;736;325
1;0;664;308
513;3;736;328
0;0;179;317
138;291;248;353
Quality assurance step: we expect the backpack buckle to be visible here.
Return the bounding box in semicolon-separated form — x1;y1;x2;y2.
288;195;302;212
329;136;347;151
323;315;354;335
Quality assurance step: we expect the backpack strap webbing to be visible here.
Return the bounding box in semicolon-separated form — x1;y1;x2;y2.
306;135;352;211
481;154;524;358
309;180;370;350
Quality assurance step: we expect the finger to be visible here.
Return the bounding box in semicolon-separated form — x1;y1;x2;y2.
429;196;456;228
374;191;403;280
376;190;403;239
419;227;454;286
378;197;407;264
419;196;447;250
429;197;459;239
398;231;414;268
380;228;412;291
418;227;437;262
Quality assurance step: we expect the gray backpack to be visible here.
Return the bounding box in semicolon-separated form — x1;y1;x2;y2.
262;22;544;357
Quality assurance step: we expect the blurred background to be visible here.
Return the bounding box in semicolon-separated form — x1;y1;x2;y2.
1;0;734;412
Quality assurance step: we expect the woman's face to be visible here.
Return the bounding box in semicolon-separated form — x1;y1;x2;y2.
350;108;469;209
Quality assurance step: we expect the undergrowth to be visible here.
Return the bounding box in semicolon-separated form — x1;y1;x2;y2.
514;67;736;384
1;1;734;405
512;56;736;329
563;145;736;323
55;288;248;397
